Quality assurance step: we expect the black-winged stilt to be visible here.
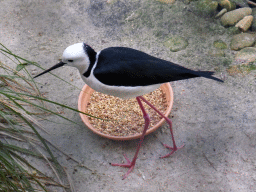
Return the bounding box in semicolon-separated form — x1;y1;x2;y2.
34;43;223;179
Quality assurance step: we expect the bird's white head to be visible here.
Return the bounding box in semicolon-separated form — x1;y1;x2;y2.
34;43;94;78
61;43;90;74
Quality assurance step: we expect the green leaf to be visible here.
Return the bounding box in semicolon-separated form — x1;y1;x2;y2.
16;63;28;71
0;43;81;190
3;143;44;159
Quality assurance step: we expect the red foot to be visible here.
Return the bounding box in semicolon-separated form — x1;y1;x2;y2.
111;154;135;180
160;143;185;158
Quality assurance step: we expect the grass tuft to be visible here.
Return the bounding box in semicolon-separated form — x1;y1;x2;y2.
0;43;92;191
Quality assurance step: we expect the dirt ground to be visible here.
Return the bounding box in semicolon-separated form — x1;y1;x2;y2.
1;0;256;191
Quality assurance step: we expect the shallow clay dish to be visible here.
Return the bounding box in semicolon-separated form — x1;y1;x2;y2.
78;83;173;140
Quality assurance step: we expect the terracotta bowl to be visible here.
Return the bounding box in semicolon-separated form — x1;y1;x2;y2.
78;83;174;140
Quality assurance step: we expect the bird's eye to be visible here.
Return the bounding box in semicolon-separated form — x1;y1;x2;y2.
68;60;73;62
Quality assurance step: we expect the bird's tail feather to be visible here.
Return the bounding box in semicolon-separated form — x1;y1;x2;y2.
193;71;224;82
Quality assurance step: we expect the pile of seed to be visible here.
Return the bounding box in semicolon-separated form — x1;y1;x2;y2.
86;88;168;137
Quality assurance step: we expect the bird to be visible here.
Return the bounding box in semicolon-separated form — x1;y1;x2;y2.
34;42;223;179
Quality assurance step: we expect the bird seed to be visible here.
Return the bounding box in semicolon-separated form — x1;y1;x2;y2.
86;88;168;137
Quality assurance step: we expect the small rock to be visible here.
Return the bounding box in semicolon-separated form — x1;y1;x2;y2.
213;40;228;49
164;36;188;52
235;47;256;62
215;8;227;19
230;33;255;50
219;0;236;12
221;8;252;27
235;15;253;32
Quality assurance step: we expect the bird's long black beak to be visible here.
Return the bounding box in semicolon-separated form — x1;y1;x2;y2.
34;61;66;78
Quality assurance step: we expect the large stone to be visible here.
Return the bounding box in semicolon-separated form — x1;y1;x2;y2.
235;15;253;32
219;0;236;12
221;8;252;27
230;33;255;50
235;47;256;62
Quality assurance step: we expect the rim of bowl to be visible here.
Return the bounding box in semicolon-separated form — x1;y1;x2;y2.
78;83;173;140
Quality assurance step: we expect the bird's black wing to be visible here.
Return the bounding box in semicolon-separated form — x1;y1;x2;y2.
94;47;222;86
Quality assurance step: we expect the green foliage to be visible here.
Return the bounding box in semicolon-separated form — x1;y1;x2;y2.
0;43;88;191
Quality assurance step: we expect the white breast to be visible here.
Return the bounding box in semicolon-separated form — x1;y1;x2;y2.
80;72;161;99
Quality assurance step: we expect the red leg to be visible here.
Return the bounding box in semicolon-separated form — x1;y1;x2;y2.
139;96;184;158
111;96;150;180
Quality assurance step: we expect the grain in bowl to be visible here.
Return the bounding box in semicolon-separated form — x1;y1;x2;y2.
78;83;173;140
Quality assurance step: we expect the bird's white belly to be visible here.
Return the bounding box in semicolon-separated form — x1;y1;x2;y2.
80;73;161;99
